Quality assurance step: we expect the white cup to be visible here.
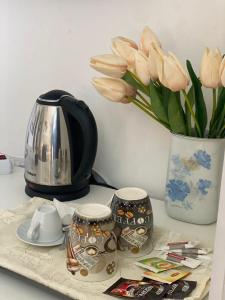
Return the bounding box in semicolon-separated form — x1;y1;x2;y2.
27;204;62;242
53;198;76;225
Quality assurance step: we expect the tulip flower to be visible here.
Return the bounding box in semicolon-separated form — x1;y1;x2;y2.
219;56;225;87
148;43;164;81
134;51;151;85
112;36;138;69
92;77;135;103
140;26;161;56
200;48;222;88
90;54;127;78
157;52;189;92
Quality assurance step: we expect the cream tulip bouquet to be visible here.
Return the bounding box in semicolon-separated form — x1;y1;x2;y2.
90;26;225;138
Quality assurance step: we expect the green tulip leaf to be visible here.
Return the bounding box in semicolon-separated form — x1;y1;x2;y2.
211;107;225;138
149;82;169;125
153;82;163;95
122;71;149;96
217;86;224;99
186;60;207;137
162;86;171;117
210;87;225;136
185;85;195;136
168;92;187;135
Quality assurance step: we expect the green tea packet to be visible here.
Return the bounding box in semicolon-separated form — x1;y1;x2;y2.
135;257;180;273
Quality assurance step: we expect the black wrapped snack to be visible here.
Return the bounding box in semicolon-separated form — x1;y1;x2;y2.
104;277;170;299
143;278;197;299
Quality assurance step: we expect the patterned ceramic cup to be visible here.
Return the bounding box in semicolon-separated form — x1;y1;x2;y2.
110;187;153;257
66;203;117;282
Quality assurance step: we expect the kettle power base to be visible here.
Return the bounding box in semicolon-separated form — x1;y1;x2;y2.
25;184;90;202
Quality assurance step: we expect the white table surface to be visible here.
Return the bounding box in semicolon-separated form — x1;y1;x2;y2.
0;168;215;300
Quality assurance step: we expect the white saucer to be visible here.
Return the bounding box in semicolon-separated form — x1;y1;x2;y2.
16;219;65;247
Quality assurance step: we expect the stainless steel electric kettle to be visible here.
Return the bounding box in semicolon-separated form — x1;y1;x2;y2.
24;90;98;201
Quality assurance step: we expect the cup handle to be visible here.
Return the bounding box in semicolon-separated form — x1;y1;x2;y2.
27;219;40;241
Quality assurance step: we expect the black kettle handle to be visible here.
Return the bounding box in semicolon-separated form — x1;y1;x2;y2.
60;95;98;184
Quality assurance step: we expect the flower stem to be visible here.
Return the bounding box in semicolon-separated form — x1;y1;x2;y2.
128;71;149;95
209;89;217;135
217;124;225;138
136;91;151;108
154;80;161;87
133;97;151;111
212;88;217;120
127;96;169;129
182;90;202;137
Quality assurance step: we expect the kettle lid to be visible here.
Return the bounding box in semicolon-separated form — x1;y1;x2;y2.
37;90;74;105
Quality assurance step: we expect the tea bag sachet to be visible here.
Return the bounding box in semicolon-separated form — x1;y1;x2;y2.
143;269;190;284
135;257;180;273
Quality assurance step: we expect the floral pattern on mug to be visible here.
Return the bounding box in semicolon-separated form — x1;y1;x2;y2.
166;149;213;210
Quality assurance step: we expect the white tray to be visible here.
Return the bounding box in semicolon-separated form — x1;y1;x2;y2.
0;197;210;300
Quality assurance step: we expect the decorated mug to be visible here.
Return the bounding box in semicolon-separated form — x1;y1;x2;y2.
110;187;153;257
66;203;117;282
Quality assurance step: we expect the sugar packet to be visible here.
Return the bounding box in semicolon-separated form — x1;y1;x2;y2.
103;277;169;299
135;257;180;273
156;241;199;251
160;252;201;269
168;247;212;255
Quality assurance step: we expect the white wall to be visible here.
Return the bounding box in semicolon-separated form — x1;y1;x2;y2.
1;0;225;200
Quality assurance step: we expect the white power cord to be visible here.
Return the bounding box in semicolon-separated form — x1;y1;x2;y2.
0;153;24;175
7;155;24;168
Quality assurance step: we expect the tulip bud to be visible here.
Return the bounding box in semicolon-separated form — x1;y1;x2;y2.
134;51;151;85
140;26;161;56
112;36;138;69
200;48;222;88
220;57;225;87
158;52;189;92
90;54;127;78
148;43;164;81
92;77;135;103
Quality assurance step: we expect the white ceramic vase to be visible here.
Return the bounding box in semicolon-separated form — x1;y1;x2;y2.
165;133;225;224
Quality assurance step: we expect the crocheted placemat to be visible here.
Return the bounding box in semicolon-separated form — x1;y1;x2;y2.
0;197;210;300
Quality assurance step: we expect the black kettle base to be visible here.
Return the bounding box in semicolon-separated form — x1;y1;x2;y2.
25;184;90;202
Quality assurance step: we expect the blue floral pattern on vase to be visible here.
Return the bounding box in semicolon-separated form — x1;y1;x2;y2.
194;150;211;169
166;179;190;201
198;179;212;195
171;155;191;178
166;149;213;210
